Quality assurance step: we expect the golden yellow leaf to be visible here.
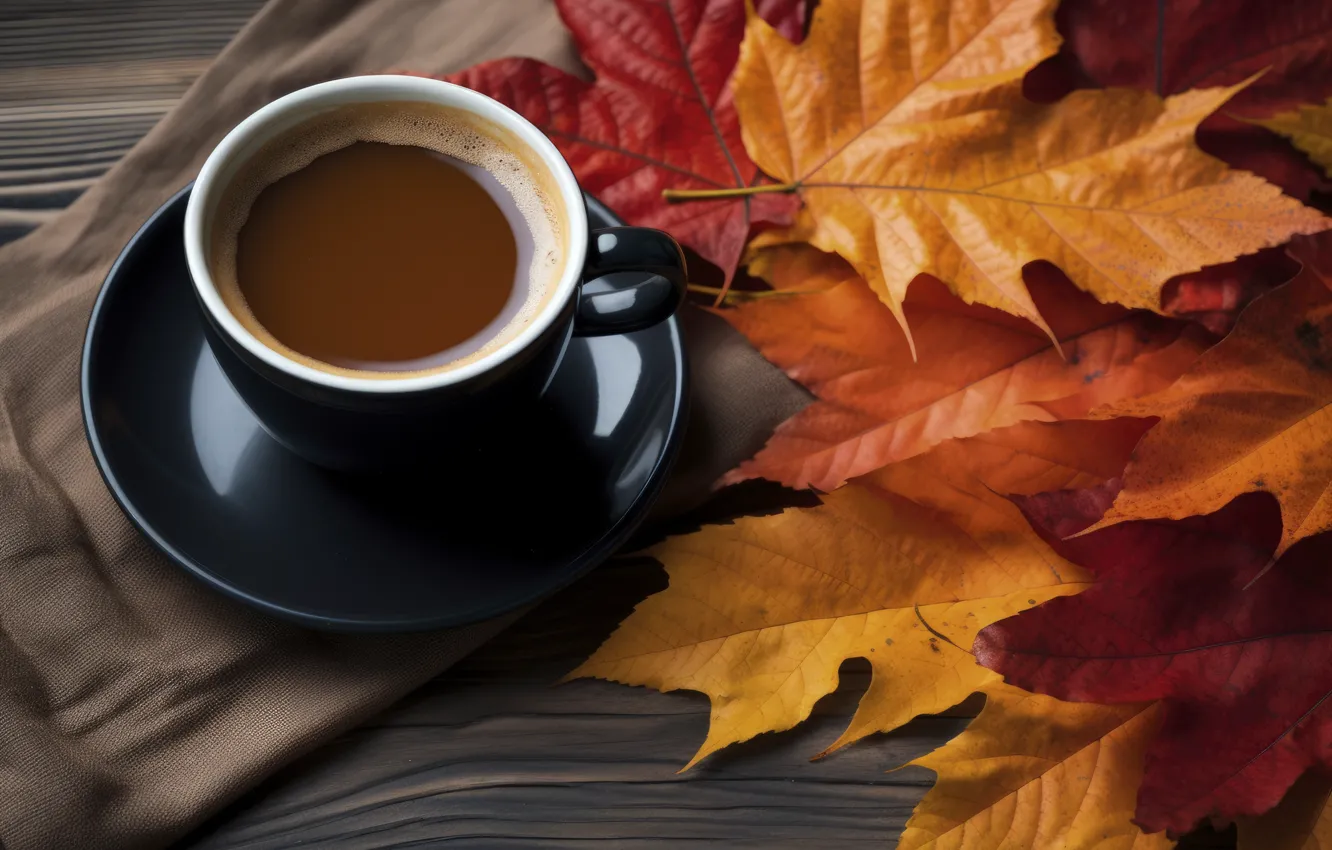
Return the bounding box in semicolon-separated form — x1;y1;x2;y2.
814;420;1143;755
573;422;1113;766
1238;771;1332;850
731;0;1330;340
1086;233;1332;558
901;684;1171;850
1258;99;1332;176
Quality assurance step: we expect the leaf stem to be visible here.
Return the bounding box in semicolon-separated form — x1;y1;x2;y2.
663;183;799;202
686;283;827;302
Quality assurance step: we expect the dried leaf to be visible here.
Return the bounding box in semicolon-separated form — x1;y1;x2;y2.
1159;248;1301;336
446;0;805;283
976;491;1332;833
730;0;1329;339
818;420;1145;754
901;684;1170;850
1238;772;1332;850
1051;0;1332;201
1087;233;1332;558
572;418;1130;766
724;246;1204;491
1057;0;1332;114
1258;100;1332;177
900;418;1153;498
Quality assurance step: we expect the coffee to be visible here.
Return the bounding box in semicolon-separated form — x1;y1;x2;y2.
210;102;565;377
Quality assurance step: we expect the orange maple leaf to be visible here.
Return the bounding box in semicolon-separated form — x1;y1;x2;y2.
723;245;1205;491
1086;233;1332;559
716;0;1330;344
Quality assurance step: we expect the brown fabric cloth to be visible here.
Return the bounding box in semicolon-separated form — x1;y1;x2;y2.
0;2;807;849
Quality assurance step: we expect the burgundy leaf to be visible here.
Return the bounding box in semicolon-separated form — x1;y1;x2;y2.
977;491;1332;834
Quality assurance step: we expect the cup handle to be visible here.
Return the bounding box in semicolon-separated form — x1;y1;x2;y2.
574;227;688;337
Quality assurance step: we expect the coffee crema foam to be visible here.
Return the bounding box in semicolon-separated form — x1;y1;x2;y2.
209;101;566;379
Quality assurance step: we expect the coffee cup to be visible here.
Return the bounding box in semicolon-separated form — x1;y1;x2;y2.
184;75;686;472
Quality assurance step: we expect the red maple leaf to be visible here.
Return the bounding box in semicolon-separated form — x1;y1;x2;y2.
975;489;1332;835
1058;0;1332;114
445;0;804;285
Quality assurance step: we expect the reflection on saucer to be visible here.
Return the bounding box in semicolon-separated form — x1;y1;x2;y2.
189;341;263;496
587;334;641;438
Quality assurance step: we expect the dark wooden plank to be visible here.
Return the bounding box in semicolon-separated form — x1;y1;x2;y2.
181;558;968;849
176;552;1235;849
0;0;264;245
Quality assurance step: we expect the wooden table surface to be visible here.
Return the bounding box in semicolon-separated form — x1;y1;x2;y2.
0;2;1232;847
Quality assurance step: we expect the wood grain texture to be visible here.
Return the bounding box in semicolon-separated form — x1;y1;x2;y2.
180;556;967;848
0;0;264;244
0;2;1236;847
179;551;1234;848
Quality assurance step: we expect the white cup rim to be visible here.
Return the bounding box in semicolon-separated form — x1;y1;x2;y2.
183;75;589;394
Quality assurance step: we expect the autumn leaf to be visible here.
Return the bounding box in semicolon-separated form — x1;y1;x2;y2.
1238;772;1332;850
1056;0;1332;113
817;420;1146;755
723;245;1204;491
1159;247;1301;337
724;0;1329;341
1034;0;1329;332
445;0;805;283
1085;233;1332;559
976;490;1332;834
901;683;1170;850
892;418;1153;500
1015;476;1123;543
1032;0;1331;336
1258;100;1332;177
1049;0;1332;202
569;412;1152;766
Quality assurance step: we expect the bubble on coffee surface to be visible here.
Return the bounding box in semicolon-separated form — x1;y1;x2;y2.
210;101;565;378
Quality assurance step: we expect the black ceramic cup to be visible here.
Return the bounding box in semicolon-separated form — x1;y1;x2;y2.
183;76;686;472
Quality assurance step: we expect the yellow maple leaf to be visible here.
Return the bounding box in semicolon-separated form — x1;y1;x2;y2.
725;0;1329;342
1085;233;1332;558
901;684;1171;850
1238;771;1332;850
572;419;1118;766
816;421;1141;755
1257;98;1332;176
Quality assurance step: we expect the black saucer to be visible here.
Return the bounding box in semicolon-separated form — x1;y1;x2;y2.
82;187;687;631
